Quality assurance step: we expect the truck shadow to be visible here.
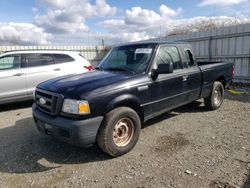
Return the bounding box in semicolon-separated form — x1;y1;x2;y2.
235;159;250;188
174;101;205;113
0;117;111;174
141;89;250;128
0;101;206;174
243;173;250;188
143;101;205;129
224;90;250;103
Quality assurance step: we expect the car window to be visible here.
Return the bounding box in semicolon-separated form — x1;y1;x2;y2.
184;49;196;67
53;54;74;64
24;54;54;67
0;55;21;70
155;46;182;70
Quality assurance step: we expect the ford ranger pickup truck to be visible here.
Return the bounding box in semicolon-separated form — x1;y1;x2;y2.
32;41;234;157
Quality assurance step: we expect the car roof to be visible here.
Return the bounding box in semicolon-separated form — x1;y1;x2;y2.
0;50;80;56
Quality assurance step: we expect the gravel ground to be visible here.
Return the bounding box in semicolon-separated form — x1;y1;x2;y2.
0;90;249;188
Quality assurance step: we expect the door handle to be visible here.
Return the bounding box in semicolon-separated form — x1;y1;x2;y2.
182;75;188;81
54;68;61;71
13;73;24;76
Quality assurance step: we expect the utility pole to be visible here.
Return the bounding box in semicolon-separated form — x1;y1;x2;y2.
101;38;104;47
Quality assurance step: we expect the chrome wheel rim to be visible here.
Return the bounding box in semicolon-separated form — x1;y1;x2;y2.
214;86;222;106
113;118;134;147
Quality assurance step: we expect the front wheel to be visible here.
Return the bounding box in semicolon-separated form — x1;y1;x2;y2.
97;107;141;157
204;81;224;110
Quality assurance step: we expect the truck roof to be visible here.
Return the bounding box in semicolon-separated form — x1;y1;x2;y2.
112;40;189;48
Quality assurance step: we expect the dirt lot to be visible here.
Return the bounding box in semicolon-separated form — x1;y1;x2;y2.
0;91;249;188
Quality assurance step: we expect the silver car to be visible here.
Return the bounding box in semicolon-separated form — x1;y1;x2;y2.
0;50;92;104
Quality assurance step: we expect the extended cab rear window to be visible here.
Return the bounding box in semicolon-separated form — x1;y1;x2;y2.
184;49;197;67
53;54;74;63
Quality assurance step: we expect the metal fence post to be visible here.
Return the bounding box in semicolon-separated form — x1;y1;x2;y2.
208;36;212;61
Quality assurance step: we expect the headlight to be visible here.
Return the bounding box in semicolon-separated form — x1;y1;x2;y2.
62;99;90;115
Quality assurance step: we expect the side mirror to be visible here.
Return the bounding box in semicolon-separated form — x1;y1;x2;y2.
157;63;173;74
151;63;173;80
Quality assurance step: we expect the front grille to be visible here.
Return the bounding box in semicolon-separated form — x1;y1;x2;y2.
35;88;63;116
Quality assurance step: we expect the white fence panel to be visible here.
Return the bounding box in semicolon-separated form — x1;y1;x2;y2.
162;23;250;83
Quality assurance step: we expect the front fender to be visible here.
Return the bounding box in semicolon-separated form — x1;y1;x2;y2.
106;94;141;112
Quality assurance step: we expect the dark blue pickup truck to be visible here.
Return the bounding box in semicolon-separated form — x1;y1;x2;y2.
33;41;234;157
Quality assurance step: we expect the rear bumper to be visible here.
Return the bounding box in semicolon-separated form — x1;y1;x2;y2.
32;103;103;147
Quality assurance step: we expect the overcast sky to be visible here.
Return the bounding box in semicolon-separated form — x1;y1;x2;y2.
0;0;249;45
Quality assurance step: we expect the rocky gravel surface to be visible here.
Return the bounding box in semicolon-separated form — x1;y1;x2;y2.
0;91;249;188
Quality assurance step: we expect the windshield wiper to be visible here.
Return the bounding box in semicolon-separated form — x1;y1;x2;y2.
95;67;103;71
104;67;135;74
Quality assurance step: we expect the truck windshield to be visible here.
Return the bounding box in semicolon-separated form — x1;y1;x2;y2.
98;44;155;74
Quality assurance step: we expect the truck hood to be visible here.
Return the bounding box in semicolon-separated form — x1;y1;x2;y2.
38;70;131;99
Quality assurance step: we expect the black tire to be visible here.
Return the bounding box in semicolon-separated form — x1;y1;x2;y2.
97;107;141;157
204;81;224;110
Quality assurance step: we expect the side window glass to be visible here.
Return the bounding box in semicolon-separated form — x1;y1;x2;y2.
25;54;54;67
53;54;74;64
166;47;182;70
155;47;172;66
0;55;21;70
155;46;182;70
185;49;196;67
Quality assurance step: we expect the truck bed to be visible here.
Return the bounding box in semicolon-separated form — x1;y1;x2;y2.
197;60;224;66
198;60;234;99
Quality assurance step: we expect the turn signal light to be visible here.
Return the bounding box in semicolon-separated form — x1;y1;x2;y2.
79;102;90;114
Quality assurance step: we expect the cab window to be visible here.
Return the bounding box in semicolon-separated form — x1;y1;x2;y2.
184;49;196;67
155;46;182;70
0;55;21;70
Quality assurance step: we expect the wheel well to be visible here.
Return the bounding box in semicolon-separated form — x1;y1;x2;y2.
114;101;144;123
216;76;226;88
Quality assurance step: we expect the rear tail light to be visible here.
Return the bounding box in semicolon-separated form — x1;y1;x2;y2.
84;65;93;71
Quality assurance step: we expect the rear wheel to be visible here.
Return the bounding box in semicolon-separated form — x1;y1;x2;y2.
204;81;224;110
97;107;141;157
